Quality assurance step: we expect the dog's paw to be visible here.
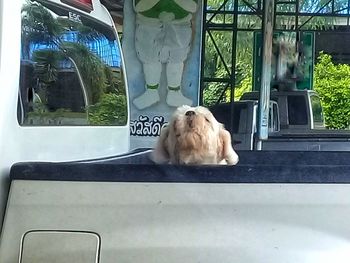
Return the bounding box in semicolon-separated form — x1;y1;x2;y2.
226;151;239;165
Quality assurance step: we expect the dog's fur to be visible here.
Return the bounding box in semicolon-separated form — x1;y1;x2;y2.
152;105;239;165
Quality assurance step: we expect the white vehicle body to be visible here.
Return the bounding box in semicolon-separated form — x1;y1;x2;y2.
2;160;350;263
0;0;130;221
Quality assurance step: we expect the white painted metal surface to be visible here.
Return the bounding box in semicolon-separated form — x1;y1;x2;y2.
0;0;130;224
1;181;350;262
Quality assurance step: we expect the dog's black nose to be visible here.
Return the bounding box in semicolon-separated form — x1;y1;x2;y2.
185;110;195;116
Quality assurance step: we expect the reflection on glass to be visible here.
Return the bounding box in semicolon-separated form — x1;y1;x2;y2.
299;0;332;13
207;0;234;11
19;0;127;126
238;0;261;12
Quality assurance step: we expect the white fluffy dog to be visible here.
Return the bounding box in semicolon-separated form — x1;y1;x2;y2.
152;105;239;165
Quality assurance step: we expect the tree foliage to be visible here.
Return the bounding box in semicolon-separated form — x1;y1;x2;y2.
21;1;112;105
88;93;127;125
203;22;254;106
61;42;108;104
314;52;350;129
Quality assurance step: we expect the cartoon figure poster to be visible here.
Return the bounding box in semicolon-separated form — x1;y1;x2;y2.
123;0;202;149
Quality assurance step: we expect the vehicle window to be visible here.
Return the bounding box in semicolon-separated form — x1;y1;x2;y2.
210;103;248;134
310;94;325;129
287;95;308;125
18;0;127;126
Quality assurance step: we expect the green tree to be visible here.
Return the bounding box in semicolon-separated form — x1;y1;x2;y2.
88;93;127;125
21;1;110;105
314;52;350;129
203;18;254;105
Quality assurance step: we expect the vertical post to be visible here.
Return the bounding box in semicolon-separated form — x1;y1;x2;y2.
230;0;239;135
257;0;274;149
199;0;208;106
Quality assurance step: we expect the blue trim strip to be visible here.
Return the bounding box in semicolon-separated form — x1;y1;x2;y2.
10;163;350;184
10;151;350;184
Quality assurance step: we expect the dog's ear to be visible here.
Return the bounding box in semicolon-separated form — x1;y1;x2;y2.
151;126;170;164
218;127;239;165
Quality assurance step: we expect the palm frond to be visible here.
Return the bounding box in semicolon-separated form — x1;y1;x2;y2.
32;49;63;83
22;1;64;38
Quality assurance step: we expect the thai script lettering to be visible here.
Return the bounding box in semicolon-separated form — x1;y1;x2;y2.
130;115;168;137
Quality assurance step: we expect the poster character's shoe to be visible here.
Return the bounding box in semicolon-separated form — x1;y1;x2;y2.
166;90;193;107
133;89;160;110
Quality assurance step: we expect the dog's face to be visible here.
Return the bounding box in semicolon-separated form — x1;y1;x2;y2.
152;105;239;165
171;105;221;145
